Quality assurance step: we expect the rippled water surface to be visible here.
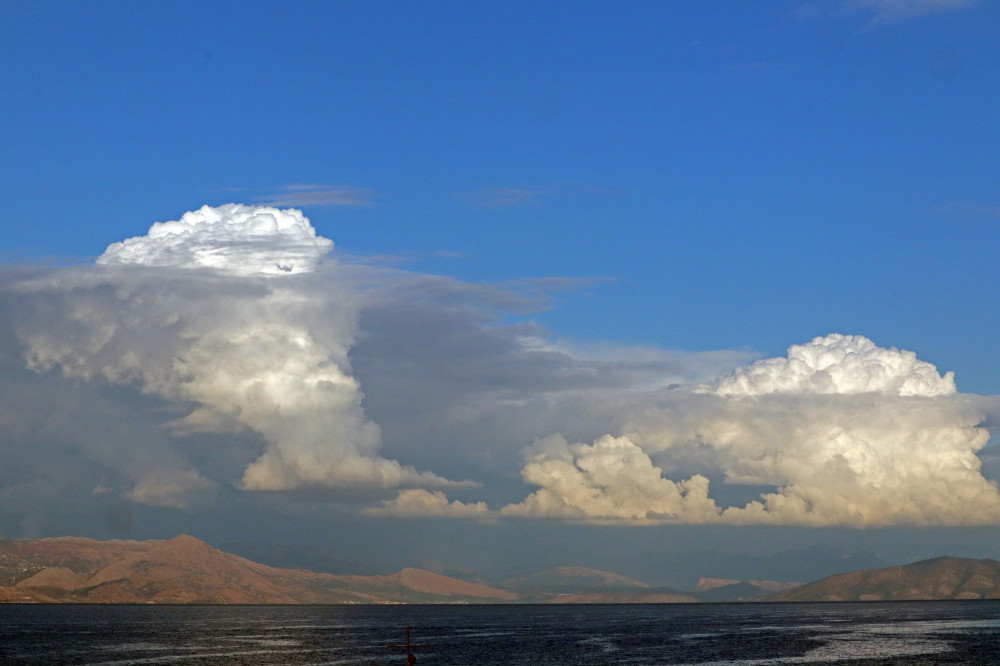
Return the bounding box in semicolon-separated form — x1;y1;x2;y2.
3;602;1000;665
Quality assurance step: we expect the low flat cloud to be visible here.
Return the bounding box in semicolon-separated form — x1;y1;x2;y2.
0;359;218;517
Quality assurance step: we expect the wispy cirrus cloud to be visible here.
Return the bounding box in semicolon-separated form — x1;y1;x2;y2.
463;187;553;207
798;0;981;25
257;184;376;207
461;183;632;208
934;201;1000;220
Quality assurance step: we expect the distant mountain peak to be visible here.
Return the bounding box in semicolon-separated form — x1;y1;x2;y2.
153;534;216;554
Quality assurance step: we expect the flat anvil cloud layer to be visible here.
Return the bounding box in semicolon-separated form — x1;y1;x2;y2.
497;335;1000;526
11;204;455;502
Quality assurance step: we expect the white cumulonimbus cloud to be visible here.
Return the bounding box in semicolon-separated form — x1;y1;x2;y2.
98;203;333;275
11;204;458;501
6;206;999;529
500;434;720;523
364;489;492;519
499;334;1000;526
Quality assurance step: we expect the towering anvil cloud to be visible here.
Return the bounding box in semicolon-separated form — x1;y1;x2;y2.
506;335;1000;526
14;204;455;498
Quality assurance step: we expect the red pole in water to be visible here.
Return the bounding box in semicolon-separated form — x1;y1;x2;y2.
389;626;430;665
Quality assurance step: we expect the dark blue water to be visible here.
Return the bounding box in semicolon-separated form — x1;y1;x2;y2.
2;602;1000;665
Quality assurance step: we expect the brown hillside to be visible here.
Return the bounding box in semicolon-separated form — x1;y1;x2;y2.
771;556;1000;602
0;535;518;604
396;568;519;600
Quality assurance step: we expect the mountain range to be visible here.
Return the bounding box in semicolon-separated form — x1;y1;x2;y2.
0;535;518;604
1;535;996;604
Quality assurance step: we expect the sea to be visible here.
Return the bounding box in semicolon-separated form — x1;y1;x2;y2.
2;602;1000;665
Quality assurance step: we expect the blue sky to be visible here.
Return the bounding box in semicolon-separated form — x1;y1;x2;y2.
5;1;998;378
2;1;999;583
